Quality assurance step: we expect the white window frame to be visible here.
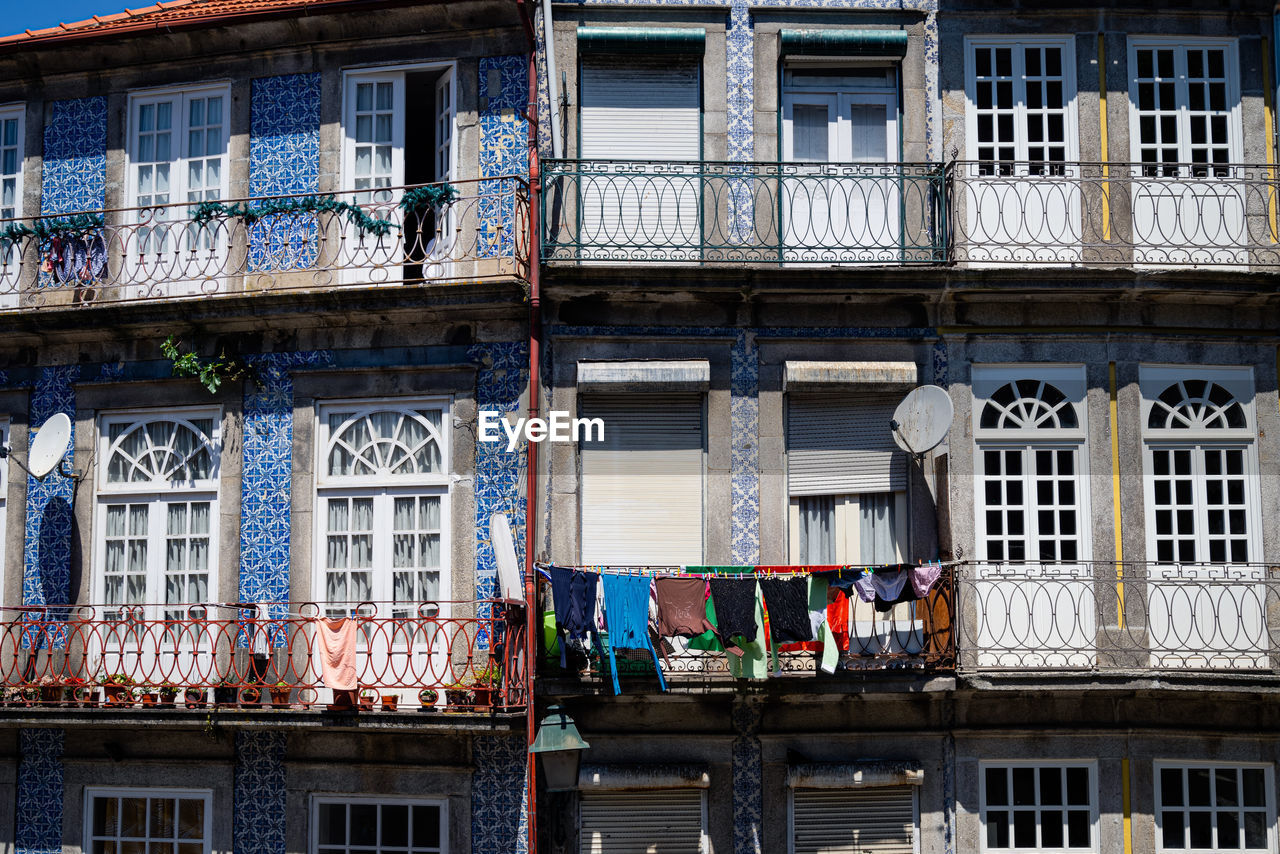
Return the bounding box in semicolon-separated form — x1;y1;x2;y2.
979;761;1100;853
0;103;24;221
309;795;448;854
964;36;1080;164
972;365;1091;564
313;398;452;614
1140;365;1261;565
125;83;231;212
1154;761;1278;853
1126;38;1243;169
93;408;222;613
340;62;458;194
787;784;920;854
84;787;214;854
787;492;909;564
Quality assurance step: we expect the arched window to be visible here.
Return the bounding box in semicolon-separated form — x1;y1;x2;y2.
316;402;450;617
980;379;1079;431
974;369;1088;564
95;412;221;620
1142;370;1258;564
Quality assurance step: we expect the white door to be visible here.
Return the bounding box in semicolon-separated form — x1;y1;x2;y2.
579;60;701;260
1128;42;1245;267
341;73;406;284
781;92;898;261
963;40;1080;264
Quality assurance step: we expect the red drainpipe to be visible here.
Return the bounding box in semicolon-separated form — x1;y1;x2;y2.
515;2;542;852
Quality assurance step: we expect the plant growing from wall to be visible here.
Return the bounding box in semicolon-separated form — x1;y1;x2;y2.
161;336;261;395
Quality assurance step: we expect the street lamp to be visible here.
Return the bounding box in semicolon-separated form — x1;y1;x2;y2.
529;705;590;791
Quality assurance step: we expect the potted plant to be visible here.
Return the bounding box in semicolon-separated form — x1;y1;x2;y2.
445;682;472;711
239;686;262;708
471;663;501;708
269;682;291;709
184;687;207;709
73;683;97;708
139;687;159;707
358;688;377;711
157;683;179;709
418;688;438;710
213;678;237;707
381;693;399;712
103;674;136;707
37;676;63;706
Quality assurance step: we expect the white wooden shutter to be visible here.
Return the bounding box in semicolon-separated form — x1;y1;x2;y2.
579;394;703;566
787;394;906;495
792;787;916;854
580;789;706;854
579;59;701;256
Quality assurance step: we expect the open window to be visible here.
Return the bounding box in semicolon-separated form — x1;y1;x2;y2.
341;65;456;283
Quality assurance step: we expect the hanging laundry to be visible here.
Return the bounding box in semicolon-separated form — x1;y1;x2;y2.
726;580;768;680
709;577;758;646
315;617;358;692
805;575;839;674
601;573;667;695
655;577;713;638
911;563;943;598
828;588;850;653
873;566;912;613
759;577;813;645
548;566;599;669
853;569;877;603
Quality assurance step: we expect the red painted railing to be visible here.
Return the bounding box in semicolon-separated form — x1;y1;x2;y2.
0;600;526;712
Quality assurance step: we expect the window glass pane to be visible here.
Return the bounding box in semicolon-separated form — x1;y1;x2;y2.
381;805;408;847
350;803;377;846
318;803;346;845
986;767;1009;806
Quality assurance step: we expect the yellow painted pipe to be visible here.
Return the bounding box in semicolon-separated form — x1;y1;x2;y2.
1098;34;1111;243
1264;37;1278;243
1122;758;1134;854
1110;361;1124;629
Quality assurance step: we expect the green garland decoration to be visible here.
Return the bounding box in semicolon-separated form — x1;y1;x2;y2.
1;213;105;245
190;185;457;239
161;335;261;395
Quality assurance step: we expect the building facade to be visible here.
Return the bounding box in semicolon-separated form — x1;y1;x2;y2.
1;0;1280;853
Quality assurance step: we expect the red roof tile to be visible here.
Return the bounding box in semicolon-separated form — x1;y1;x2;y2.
0;0;390;48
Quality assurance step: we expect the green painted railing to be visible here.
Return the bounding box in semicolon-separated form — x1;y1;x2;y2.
540;158;947;265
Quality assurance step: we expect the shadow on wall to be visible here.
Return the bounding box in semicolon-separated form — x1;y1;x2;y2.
37;496;74;605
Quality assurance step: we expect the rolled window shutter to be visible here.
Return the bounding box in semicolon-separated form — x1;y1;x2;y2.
787;394;906;495
580;59;701;160
791;787;916;854
580;789;705;854
579;394;703;565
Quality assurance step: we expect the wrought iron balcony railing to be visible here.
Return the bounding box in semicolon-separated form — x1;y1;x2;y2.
957;561;1280;673
0;177;528;310
540;158;947;265
951;161;1280;269
0;600;527;713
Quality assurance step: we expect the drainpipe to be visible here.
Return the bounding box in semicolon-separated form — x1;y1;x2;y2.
515;2;543;853
1274;7;1280;163
542;0;563;158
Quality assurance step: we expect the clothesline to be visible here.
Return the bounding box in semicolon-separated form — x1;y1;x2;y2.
535;560;959;581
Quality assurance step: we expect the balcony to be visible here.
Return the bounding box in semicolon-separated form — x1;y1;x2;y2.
540;158;946;265
952;161;1280;270
957;561;1280;674
541;159;1280;273
0;600;527;713
0;177;528;310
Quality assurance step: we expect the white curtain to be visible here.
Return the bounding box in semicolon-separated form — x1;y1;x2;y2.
798;495;835;564
859;493;898;564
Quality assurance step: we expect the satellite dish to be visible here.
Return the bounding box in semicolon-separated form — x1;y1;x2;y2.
28;413;73;479
490;512;525;602
891;385;953;455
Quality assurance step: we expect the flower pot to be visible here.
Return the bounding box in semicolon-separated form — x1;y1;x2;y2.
471;686;493;708
327;688;357;711
381;695;398;712
39;686;62;706
418;688;438;709
269;688;291;709
239;687;261;708
445;688;472;710
358;692;376;711
213;685;237;707
76;688;97;709
140;692;158;707
158;693;178;709
104;685;134;707
184;688;207;709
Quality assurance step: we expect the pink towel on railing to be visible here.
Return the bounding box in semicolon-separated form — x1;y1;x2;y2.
316;618;358;691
